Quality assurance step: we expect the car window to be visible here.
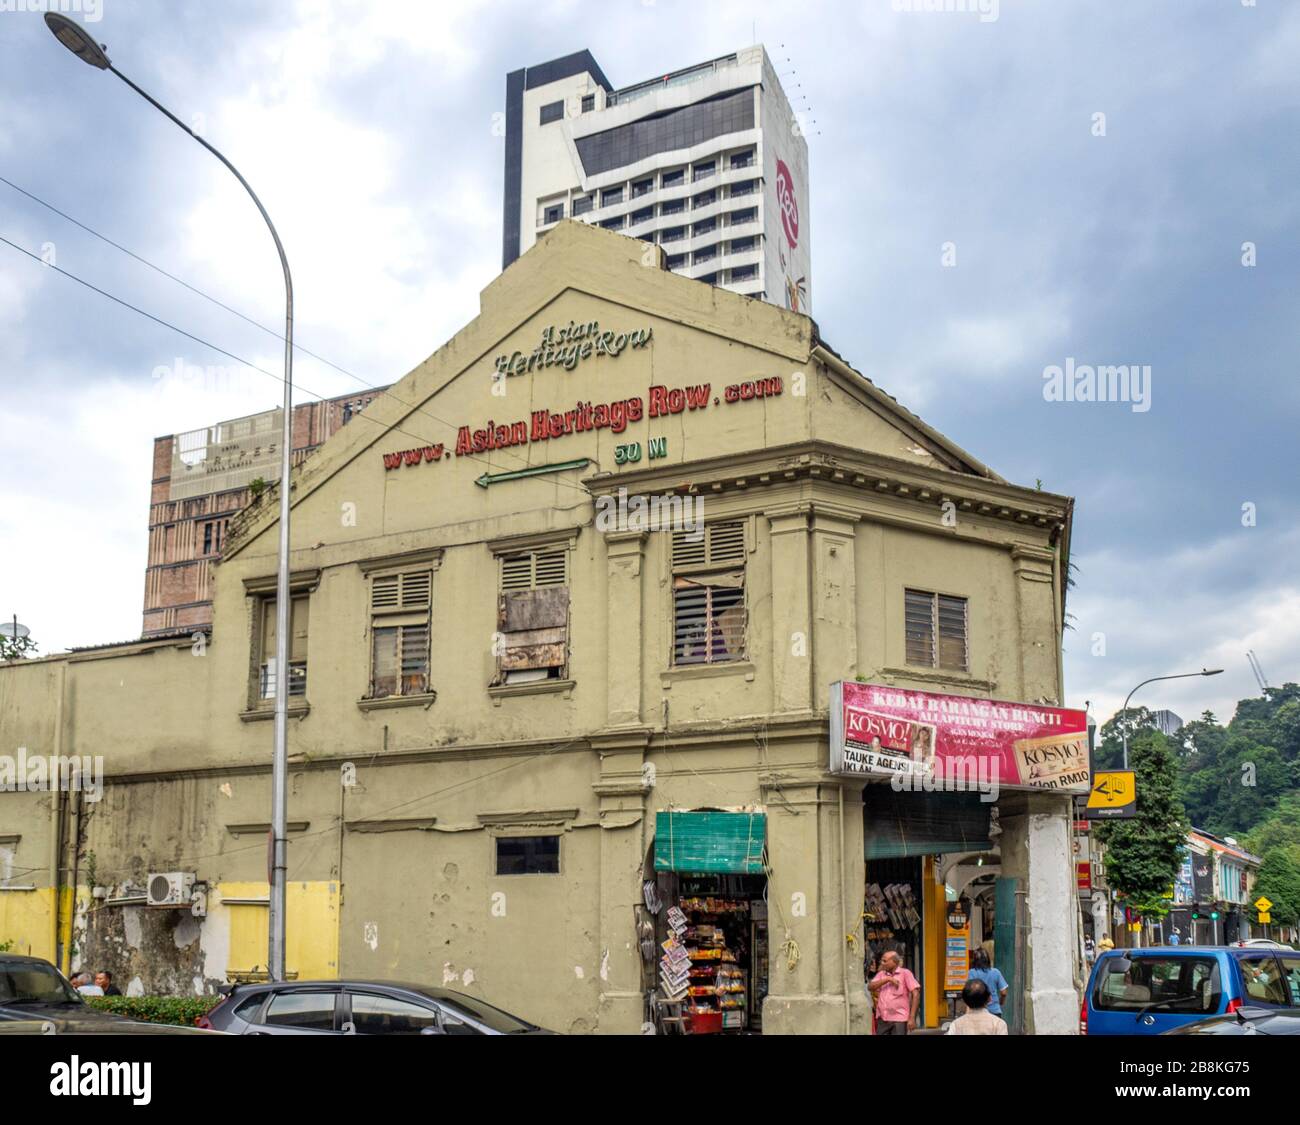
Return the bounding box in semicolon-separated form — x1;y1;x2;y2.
431;991;535;1033
263;991;337;1030
349;993;439;1035
1093;956;1220;1013
1280;957;1300;1006
1239;954;1290;1005
234;994;267;1022
0;964;82;1004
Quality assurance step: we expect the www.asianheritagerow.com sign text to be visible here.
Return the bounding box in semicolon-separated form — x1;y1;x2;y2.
829;681;1090;793
381;376;783;468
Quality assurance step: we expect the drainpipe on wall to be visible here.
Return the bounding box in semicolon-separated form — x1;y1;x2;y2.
839;784;851;1035
67;790;83;974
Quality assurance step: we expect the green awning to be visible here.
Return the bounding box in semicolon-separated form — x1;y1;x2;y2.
654;811;766;874
862;785;992;860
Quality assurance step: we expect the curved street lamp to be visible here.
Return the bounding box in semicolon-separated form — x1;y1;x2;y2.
45;12;296;981
1120;669;1224;769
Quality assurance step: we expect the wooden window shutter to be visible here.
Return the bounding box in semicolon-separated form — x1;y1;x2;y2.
494;548;570;680
936;595;968;672
904;589;935;667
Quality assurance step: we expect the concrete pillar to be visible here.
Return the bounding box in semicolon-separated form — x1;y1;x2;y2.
767;507;813;714
997;791;1080;1034
591;730;653;1033
759;774;870;1034
604;530;646;727
1011;545;1060;702
810;508;859;697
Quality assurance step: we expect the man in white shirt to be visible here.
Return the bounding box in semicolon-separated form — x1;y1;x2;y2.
946;978;1008;1035
71;971;104;997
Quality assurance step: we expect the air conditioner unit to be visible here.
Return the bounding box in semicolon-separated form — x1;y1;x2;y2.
146;872;195;908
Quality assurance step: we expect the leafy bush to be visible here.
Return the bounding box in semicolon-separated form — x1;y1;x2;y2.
86;995;222;1027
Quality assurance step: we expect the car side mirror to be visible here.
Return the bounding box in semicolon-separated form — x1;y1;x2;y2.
420;1025;446;1035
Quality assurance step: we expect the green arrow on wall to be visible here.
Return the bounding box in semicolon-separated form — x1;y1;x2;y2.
474;458;591;488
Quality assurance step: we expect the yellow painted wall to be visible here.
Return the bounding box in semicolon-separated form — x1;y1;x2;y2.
217;881;340;981
0;886;66;963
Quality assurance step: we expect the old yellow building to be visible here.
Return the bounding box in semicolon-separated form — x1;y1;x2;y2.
0;221;1081;1033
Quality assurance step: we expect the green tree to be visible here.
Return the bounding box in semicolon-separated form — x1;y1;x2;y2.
0;632;38;661
1250;848;1300;928
1094;706;1156;772
1095;729;1190;936
1242;790;1300;862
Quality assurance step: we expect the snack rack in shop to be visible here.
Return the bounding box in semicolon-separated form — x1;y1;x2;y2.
680;896;749;1033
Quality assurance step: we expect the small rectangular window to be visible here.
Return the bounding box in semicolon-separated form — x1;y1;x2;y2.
693;219;716;237
368;571;432;698
730;150;755;169
630;206;654;225
661;169;684;188
671;522;746;666
543;203;564;224
904;589;968;672
666;254;687;270
258;595;309;701
539;100;563;125
581;94;595;113
729;264;758;282
601;186;624;207
572;195;594;216
729;207;757;225
495;835;560;875
632;178;654;197
599;216;625;231
693;190;716;209
730;235;755;253
661;199;685;216
692;160;715;182
660;226;685;243
730;179;756;197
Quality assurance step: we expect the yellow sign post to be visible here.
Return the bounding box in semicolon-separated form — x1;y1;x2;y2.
1255;895;1273;914
1082;771;1137;819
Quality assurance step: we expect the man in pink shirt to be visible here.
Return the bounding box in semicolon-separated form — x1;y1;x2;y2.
868;950;921;1034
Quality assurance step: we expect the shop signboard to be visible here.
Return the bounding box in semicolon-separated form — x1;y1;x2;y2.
1191;853;1215;902
828;682;1090;793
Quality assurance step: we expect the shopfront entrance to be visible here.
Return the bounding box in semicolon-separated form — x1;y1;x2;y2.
644;810;769;1034
862;783;994;1029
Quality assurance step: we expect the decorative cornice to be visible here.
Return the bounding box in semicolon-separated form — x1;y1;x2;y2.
357;548;445;575
486;528;581;556
242;569;321;596
477;808;579;828
225;821;310;837
357;691;437;712
346;817;437;833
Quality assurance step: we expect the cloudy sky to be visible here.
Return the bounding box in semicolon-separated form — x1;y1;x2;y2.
1;0;1296;727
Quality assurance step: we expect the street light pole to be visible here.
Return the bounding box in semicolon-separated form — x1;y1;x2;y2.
45;13;295;980
1119;669;1224;769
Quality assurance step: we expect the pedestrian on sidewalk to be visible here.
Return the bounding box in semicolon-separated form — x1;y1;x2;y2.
946;979;1008;1035
965;948;1009;1018
868;950;920;1035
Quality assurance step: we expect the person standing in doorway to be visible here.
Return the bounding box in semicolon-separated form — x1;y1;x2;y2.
868;950;920;1035
965;948;1009;1020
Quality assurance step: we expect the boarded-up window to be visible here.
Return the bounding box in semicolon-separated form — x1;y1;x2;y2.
368;571;432;697
259;595;309;700
672;522;746;665
495;549;569;684
904;588;968;672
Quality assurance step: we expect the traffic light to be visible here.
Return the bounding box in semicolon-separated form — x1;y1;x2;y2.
1191;911;1200;919
1211;911;1220;921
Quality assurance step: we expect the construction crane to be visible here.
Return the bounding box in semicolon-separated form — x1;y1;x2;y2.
1246;650;1271;693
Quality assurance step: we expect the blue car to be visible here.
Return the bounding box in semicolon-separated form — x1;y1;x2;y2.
1082;945;1300;1035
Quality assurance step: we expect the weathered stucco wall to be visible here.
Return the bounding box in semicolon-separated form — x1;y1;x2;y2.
0;222;1074;1031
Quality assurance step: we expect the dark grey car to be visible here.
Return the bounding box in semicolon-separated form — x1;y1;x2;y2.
0;954;129;1027
200;979;552;1035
